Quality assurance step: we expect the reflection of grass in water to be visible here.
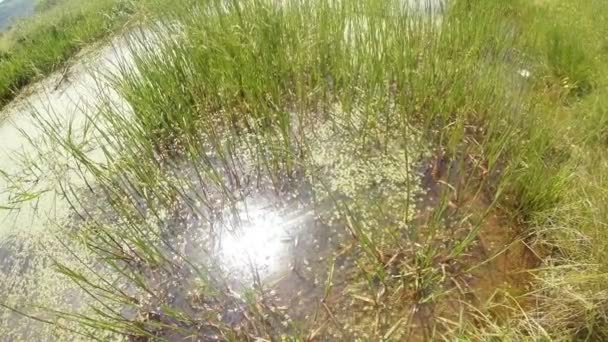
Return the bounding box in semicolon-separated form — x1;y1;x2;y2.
5;0;608;339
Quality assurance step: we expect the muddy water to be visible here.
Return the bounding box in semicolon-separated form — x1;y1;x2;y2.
412;152;538;330
0;0;35;32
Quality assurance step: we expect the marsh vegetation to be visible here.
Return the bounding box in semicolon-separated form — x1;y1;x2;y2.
1;0;608;340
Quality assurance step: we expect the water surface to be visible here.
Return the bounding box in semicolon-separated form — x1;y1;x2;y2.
0;0;35;32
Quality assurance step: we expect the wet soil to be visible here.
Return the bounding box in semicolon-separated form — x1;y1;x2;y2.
411;150;540;334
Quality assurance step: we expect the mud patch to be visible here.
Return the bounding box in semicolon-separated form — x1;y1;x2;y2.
412;150;540;333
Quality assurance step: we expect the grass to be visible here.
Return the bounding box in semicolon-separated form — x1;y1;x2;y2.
3;0;608;340
0;0;147;111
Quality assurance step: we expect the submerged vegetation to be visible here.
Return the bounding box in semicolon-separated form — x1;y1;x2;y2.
2;0;608;340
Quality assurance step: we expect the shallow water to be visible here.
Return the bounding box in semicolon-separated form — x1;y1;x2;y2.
0;0;35;32
0;2;450;338
0;29;143;340
0;35;132;240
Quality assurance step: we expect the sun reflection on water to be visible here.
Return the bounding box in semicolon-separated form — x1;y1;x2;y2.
217;195;312;281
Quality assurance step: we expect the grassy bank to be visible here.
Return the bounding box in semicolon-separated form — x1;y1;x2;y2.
4;0;608;340
0;0;142;110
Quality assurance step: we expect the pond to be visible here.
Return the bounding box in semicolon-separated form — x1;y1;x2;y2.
0;0;35;32
0;1;453;338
